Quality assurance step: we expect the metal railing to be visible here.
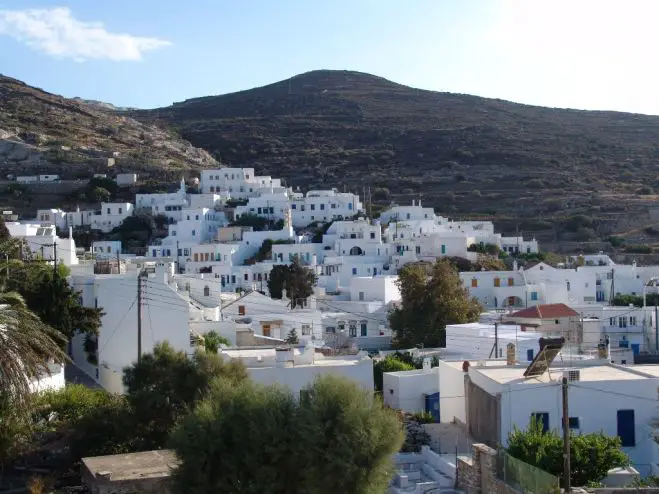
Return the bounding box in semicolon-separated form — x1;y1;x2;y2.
498;450;560;494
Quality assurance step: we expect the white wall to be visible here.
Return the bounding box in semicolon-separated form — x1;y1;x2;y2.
383;368;439;413
438;361;467;423
248;357;373;397
94;273;190;393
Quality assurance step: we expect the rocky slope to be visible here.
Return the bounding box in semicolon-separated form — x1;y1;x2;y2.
0;75;218;178
134;69;659;246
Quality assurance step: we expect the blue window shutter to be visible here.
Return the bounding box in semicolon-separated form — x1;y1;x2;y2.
527;349;534;361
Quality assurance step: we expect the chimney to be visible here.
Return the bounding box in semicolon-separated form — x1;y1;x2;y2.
506;343;516;366
422;357;431;372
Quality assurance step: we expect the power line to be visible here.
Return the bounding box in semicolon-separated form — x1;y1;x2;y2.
98;297;137;355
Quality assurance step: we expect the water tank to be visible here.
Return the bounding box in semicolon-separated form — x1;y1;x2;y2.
275;347;295;368
506;343;516;366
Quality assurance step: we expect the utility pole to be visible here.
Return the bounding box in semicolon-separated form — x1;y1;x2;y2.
176;240;180;274
137;270;144;363
494;321;499;358
52;242;57;277
562;377;571;493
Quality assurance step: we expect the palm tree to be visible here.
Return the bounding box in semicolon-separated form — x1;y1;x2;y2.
0;291;67;406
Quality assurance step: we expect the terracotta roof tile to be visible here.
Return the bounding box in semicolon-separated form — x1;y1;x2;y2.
508;303;579;319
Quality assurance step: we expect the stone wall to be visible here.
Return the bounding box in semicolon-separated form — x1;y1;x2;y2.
456;443;522;494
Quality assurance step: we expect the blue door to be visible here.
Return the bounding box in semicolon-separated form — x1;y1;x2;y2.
424;393;440;423
617;410;636;447
631;343;640;356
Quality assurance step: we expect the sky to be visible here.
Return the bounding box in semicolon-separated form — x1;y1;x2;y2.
0;0;657;113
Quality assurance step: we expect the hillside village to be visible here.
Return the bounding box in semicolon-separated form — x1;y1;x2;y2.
3;166;659;492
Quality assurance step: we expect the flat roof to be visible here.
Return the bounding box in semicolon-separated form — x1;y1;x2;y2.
474;364;649;385
82;450;178;482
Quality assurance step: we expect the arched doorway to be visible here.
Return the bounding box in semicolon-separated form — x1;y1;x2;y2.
349;246;363;256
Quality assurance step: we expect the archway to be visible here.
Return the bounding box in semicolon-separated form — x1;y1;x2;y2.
349;246;363;256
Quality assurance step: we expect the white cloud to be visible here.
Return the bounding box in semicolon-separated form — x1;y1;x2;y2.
0;7;171;62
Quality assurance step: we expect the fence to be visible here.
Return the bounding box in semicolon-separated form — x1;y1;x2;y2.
498;450;561;494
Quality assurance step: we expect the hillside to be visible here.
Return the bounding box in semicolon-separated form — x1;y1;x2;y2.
134;70;659;249
0;75;218;178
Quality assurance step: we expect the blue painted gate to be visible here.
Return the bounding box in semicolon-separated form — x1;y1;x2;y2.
424;392;440;423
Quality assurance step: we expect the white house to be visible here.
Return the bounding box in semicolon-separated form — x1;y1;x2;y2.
451;359;659;476
69;261;191;393
91;202;134;233
115;173;137;186
6;223;78;266
383;365;440;417
220;345;374;397
200;167;282;197
92;241;122;257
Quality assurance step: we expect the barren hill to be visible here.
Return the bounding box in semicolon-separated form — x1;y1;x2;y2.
0;74;218;178
135;69;659;247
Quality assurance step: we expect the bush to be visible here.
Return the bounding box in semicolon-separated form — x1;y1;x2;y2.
507;418;629;487
624;244;652;254
170;376;403;494
373;355;415;392
411;411;435;424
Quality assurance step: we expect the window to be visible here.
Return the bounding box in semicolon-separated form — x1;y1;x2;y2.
471;278;478;288
107;208;111;214
441;244;446;254
311;204;316;210
118;208;122;214
172;230;177;236
609;317;615;326
527;349;534;361
203;286;210;297
348;321;357;337
508;277;514;286
562;417;580;429
301;324;311;336
370;232;375;239
192;230;196;236
352;267;358;275
617;410;635;447
195;215;199;220
618;317;627;328
231;275;236;284
320;204;325;210
531;291;538;301
360;321;367;337
337;321;345;332
630;316;637;326
416;246;421;254
531;412;549;433
238;305;246;316
494;278;501;287
292;204;296;209
257;207;262;214
244;273;249;281
326;326;336;334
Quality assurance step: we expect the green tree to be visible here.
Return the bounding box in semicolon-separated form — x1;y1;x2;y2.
373;354;415;392
267;256;317;308
122;342;247;449
202;331;231;353
170;375;403;494
267;264;289;299
285;328;299;344
229;213;270;231
389;258;481;348
0;291;66;405
5;262;103;340
507;419;629;487
89;186;111;203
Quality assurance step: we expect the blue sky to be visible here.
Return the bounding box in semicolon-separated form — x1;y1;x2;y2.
0;0;657;113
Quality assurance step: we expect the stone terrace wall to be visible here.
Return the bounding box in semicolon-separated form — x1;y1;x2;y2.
456;443;522;494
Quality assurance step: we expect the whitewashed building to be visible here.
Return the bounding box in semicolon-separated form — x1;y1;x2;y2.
220;345;374;398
